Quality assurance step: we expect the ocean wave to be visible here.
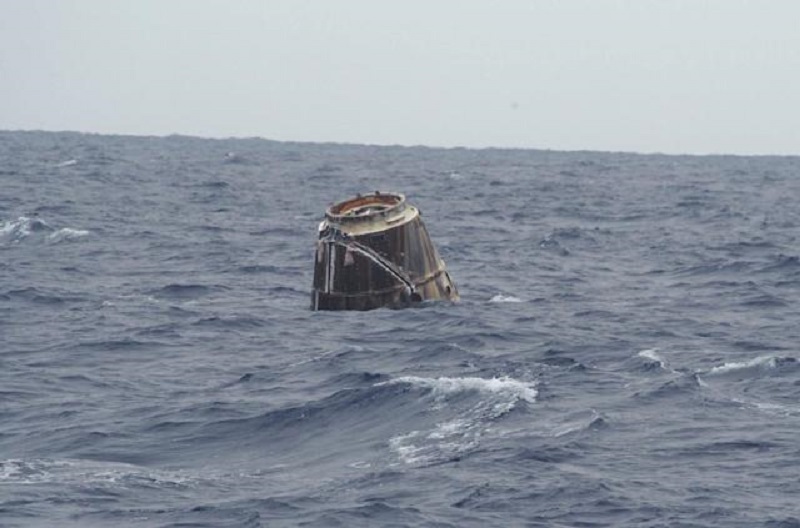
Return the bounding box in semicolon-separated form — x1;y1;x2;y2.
379;375;538;404
237;264;280;274
490;294;524;303
191;315;268;328
705;355;797;376
632;374;703;401
201;375;537;447
637;348;671;371
537;233;571;256
746;400;800;417
760;254;800;272
538;355;585;370
195;180;230;189
0;458;198;489
0;216;52;243
48;227;90;243
737;293;788;308
674;259;755;276
690;355;800;414
0;216;89;245
4;287;74;304
150;284;218;300
544;409;608;437
380;376;537;465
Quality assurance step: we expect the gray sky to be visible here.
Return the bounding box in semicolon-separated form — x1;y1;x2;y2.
2;0;798;154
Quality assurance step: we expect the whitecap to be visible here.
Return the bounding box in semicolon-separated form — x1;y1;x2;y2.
56;159;78;167
0;458;197;488
0;216;51;243
0;459;25;480
637;348;668;369
489;294;523;303
389;431;429;465
48;227;90;243
381;375;538;403
0;219;24;240
381;375;537;466
0;217;86;244
748;401;800;416
388;418;482;466
707;355;796;375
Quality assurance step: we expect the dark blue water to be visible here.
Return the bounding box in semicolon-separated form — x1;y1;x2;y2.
2;130;799;527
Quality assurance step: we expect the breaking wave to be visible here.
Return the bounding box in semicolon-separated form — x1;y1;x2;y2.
48;227;90;243
379;376;537;465
705;355;798;376
0;216;52;243
380;375;538;403
490;294;524;303
0;458;197;488
0;216;89;244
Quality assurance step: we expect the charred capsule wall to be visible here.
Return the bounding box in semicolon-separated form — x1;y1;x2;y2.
311;192;458;311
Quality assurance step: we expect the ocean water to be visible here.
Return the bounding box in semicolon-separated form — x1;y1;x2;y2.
1;130;799;527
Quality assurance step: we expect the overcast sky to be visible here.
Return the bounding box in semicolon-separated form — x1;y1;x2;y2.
2;0;798;154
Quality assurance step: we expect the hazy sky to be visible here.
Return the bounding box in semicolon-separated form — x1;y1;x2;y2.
2;0;798;154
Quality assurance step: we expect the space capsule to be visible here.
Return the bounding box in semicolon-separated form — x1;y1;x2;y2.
311;192;458;311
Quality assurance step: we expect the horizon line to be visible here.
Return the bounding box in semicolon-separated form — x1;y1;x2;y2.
2;127;798;159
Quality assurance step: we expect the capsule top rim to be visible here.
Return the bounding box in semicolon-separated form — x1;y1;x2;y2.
325;191;407;224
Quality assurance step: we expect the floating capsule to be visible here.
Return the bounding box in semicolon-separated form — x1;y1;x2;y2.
311;192;458;311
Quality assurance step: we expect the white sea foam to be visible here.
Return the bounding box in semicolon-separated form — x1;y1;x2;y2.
0;221;20;240
389;424;482;465
0;459;24;480
48;227;90;243
382;375;538;403
56;159;78;167
749;401;800;416
490;294;523;303
389;431;427;465
0;458;197;487
0;216;41;242
389;418;482;465
0;458;67;484
707;355;793;375
1;217;87;244
638;348;669;369
382;375;537;465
